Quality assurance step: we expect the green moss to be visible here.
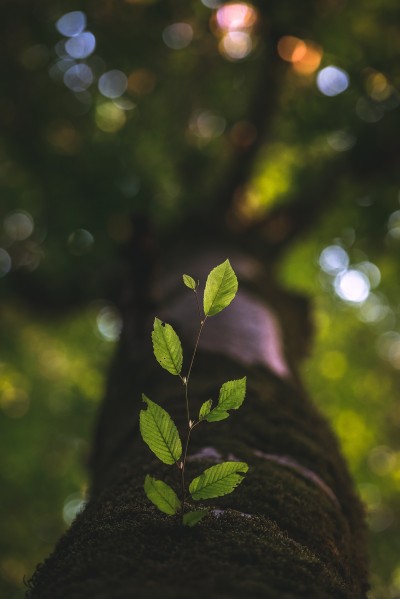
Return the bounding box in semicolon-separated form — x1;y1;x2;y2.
27;351;368;598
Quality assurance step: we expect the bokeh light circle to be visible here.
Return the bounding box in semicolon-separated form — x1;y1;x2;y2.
0;248;12;277
162;23;193;50
96;306;122;341
319;245;349;275
317;66;349;96
56;11;87;37
65;32;96;59
64;64;93;92
220;31;252;60
4;211;34;241
67;229;94;255
334;269;370;303
98;70;128;99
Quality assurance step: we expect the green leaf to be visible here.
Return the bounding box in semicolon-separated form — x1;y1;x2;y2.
199;399;212;420
140;395;182;464
183;510;208;527
189;461;248;500
152;317;183;376
203;259;238;317
144;475;181;515
205;377;246;422
204;410;230;422
183;274;197;290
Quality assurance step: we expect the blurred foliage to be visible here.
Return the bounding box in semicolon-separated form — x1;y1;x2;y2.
1;0;400;597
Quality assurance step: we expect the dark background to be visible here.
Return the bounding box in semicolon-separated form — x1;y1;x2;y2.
1;1;400;597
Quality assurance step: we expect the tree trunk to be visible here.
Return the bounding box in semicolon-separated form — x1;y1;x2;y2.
26;243;369;599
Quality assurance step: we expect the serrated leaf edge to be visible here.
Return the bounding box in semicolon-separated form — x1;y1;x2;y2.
152;317;183;376
189;461;249;500
203;259;238;317
140;395;182;464
144;475;181;515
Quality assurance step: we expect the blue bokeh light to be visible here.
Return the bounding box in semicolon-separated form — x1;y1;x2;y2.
317;66;350;97
64;64;93;92
65;32;96;59
56;11;87;38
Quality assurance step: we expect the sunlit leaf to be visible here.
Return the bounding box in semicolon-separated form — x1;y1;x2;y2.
183;510;208;526
205;377;246;422
144;475;181;515
139;395;182;464
152;317;183;376
203;259;238;317
204;409;229;422
189;461;248;500
183;274;197;290
199;399;212;420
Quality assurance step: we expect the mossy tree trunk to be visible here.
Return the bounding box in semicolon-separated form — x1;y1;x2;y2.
27;239;369;599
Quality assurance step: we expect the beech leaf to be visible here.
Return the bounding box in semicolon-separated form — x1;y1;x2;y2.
144;475;181;515
152;317;183;376
183;274;197;290
140;395;182;465
203;259;238;317
183;510;208;527
199;399;213;420
205;377;246;422
189;461;248;500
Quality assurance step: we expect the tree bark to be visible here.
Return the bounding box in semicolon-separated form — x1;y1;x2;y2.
27;244;369;599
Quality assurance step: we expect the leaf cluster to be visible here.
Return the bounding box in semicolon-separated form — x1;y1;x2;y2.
139;260;248;525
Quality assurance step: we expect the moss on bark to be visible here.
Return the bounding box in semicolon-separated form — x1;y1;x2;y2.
27;350;368;598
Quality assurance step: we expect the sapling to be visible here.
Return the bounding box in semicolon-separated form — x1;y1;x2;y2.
139;259;248;526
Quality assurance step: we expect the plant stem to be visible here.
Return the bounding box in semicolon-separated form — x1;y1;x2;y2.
187;318;206;386
180;421;199;518
184;380;190;429
194;289;202;322
181;315;207;517
180;426;191;516
183;317;206;427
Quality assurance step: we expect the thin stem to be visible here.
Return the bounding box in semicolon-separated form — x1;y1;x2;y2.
180;425;192;516
194;289;202;322
183;317;206;428
187;317;207;386
180;314;207;519
184;381;190;430
180;421;200;518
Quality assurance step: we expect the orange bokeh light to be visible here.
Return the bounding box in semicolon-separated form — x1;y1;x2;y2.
277;36;323;75
277;36;306;62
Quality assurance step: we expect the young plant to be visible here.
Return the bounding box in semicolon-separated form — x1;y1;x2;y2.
139;259;248;526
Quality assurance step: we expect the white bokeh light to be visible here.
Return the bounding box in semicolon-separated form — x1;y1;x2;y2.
192;110;226;139
63;493;87;526
98;70;127;99
327;130;356;152
0;248;12;277
4;211;34;241
358;293;390;324
64;64;93;92
388;210;400;239
334;269;370;303
357;261;381;289
317;66;349;97
67;229;94;255
220;31;252;60
97;306;122;342
319;245;349;275
162;23;193;50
